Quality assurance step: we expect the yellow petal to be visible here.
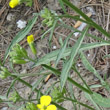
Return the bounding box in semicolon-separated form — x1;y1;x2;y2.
36;104;43;109
46;105;57;110
9;0;20;8
40;95;51;106
27;35;34;44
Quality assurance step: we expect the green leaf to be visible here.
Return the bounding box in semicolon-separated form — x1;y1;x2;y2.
72;66;92;93
42;64;92;94
10;74;67;110
58;14;90;24
49;20;58;45
92;92;110;108
63;97;95;110
41;27;52;39
0;58;2;66
32;42;110;67
68;80;77;110
45;81;59;95
32;75;46;91
85;92;100;110
6;78;18;97
55;32;73;66
51;87;66;103
21;0;33;7
60;26;89;91
52;102;67;110
58;22;110;43
58;0;66;13
62;0;110;38
80;52;104;84
3;13;38;64
90;84;102;88
25;0;33;7
79;42;110;52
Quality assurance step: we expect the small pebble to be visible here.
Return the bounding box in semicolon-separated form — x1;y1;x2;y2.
86;7;96;15
87;54;90;57
74;22;87;37
77;63;81;67
1;107;8;110
53;45;57;49
21;69;27;74
7;13;14;21
16;20;27;29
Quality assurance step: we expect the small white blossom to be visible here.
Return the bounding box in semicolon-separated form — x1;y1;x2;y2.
17;20;27;29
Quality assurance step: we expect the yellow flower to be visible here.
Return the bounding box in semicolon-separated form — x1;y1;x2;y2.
46;105;57;110
37;95;57;110
27;35;34;44
9;0;20;8
27;35;37;55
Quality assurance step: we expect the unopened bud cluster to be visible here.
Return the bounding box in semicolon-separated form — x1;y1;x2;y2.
9;44;29;64
0;66;11;79
41;8;55;27
9;90;21;103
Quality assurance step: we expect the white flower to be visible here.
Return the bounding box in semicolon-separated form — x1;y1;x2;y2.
16;20;27;29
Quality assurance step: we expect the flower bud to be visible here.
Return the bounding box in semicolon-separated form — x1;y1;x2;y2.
13;59;27;64
20;47;28;58
9;91;21;103
0;67;11;79
9;0;20;8
1;66;9;73
27;35;34;44
27;35;37;55
41;8;55;27
9;51;17;57
9;44;29;64
25;102;37;110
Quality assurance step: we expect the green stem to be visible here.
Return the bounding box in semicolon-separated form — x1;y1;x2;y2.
63;97;95;110
10;74;67;110
1;99;37;103
72;66;92;93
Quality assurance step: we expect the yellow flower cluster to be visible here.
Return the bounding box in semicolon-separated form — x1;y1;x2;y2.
9;0;20;8
37;95;57;110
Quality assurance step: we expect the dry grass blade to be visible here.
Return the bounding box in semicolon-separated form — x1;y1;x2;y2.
34;0;40;11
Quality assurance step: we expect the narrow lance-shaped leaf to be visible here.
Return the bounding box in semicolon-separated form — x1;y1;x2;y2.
3;13;38;64
55;32;73;66
58;0;66;13
62;0;110;38
49;20;58;45
92;92;110;108
58;22;110;43
85;92;100;110
6;78;18;98
41;27;52;39
32;42;110;67
42;64;93;94
80;52;104;84
32;75;47;91
60;26;89;91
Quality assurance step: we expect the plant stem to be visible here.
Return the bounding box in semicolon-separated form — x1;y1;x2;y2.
10;74;67;110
